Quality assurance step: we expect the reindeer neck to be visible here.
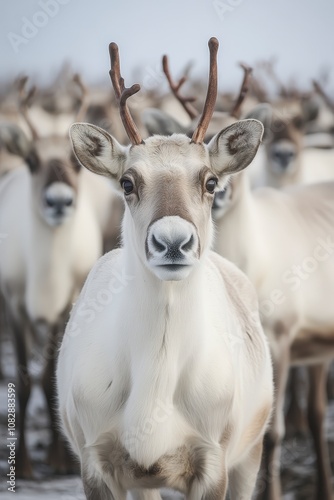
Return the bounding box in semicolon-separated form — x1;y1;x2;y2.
24;186;81;323
214;173;261;281
119;213;224;466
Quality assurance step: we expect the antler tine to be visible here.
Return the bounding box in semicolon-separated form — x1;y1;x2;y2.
263;58;287;98
230;63;253;119
191;37;219;144
108;42;143;146
73;73;89;122
312;80;334;114
17;76;39;140
162;55;198;120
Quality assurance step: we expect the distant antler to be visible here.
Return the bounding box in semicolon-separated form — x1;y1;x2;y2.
261;58;287;98
162;55;198;120
191;37;219;144
108;43;144;145
230;63;253;119
73;73;89;122
312;80;334;114
17;76;39;140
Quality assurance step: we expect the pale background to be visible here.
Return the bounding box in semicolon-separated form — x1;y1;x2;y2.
1;0;334;93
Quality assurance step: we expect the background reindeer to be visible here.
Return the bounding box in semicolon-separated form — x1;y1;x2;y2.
0;76;122;477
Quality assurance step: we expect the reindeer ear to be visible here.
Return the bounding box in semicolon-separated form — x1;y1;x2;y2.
142;108;187;137
208;119;263;176
69;123;127;180
0;123;32;158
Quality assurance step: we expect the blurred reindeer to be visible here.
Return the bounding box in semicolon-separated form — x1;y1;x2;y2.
211;169;334;500
0;76;121;477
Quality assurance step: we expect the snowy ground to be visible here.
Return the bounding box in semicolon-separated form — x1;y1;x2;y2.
0;335;333;499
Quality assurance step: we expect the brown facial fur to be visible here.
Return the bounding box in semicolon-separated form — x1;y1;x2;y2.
27;136;81;196
267;117;303;150
121;137;215;265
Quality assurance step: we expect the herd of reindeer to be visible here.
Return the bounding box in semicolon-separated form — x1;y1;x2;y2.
0;38;334;499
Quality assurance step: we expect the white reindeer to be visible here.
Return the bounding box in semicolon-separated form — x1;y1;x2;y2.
211;168;334;500
57;39;273;500
0;78;121;478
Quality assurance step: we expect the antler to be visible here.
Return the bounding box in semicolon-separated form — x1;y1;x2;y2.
312;80;334;114
191;37;219;144
162;55;198;120
261;58;287;98
108;43;144;145
17;76;39;140
230;63;253;119
73;73;89;122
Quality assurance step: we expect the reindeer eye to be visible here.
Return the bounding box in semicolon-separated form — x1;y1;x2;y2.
121;179;134;194
205;178;218;193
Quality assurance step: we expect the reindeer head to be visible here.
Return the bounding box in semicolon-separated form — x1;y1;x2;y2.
26;136;81;226
70;39;263;281
0;77;87;227
0;125;81;226
265;114;303;182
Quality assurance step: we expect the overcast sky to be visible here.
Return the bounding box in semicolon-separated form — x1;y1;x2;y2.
1;0;334;93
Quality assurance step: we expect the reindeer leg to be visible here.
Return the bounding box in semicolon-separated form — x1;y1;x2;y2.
12;317;33;479
326;361;334;401
285;366;308;437
0;323;4;380
42;323;77;474
229;439;263;500
258;330;290;500
185;439;229;500
81;450;124;500
187;475;228;500
0;291;9;380
307;362;333;500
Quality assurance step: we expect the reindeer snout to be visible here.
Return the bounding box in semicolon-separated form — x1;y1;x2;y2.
43;182;75;225
147;216;199;263
150;233;195;260
45;194;74;212
272;149;295;169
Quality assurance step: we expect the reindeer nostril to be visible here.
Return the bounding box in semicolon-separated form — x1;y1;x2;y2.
152;234;167;253
45;197;55;207
181;235;194;252
65;197;73;206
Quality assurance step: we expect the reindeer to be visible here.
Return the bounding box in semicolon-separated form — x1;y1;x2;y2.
57;39;273;500
210;167;334;500
249;108;334;189
0;77;121;478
